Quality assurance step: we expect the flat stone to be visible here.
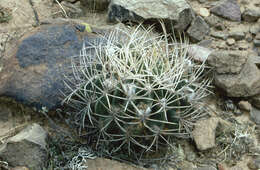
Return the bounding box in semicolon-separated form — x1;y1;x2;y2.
187;16;210;42
242;9;260;22
207;50;248;74
188;45;212;63
0;124;48;169
210;0;241;22
210;31;228;40
193;117;219;151
108;0;195;31
229;31;245;41
245;33;253;42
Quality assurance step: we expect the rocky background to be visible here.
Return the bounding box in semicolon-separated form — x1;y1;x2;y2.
0;0;260;169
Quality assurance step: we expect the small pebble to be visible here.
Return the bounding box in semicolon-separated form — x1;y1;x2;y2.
226;38;235;46
238;101;252;111
199;8;210;17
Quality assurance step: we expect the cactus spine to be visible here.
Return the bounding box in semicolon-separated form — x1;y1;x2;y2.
63;24;211;161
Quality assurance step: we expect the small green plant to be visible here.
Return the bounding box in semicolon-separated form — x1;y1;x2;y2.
63;24;211;163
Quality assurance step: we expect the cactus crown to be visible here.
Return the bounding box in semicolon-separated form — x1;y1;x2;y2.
63;24;212;162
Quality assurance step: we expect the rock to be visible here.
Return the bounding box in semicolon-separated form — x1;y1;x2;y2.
226;38;235;46
249;24;260;35
254;39;260;47
192;117;219;151
187;16;210;42
210;0;241;22
0;123;48;169
250;107;260;124
238;101;252;111
205;15;225;30
108;0;195;31
210;31;228;40
86;158;148;170
194;167;217;170
199;8;210;17
229;31;245;41
237;41;249;50
251;94;260;109
255;33;260;40
0;24;106;110
0;0;53;28
188;45;212;63
80;0;109;11
214;56;260;97
247;158;260;169
245;33;253;42
207;50;248;74
242;9;260;22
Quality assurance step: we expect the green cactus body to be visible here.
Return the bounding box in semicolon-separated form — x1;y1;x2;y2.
64;25;211;161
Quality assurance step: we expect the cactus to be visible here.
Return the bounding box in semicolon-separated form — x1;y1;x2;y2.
63;24;212;161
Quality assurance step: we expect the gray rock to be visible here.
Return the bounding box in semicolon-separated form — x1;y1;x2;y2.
229;31;245;41
188;45;212;63
250;107;260;124
205;14;224;29
187;16;210;42
254;39;260;47
249;24;260;35
0;123;48;169
210;31;228;40
108;0;195;31
192;117;219;151
0;24;106;110
214;56;260;97
242;9;260;22
207;50;248;74
210;0;241;22
251;94;260;109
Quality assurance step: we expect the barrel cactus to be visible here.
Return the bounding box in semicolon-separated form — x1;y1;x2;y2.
63;25;211;161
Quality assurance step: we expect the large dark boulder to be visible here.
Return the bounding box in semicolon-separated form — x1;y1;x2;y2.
0;23;104;110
